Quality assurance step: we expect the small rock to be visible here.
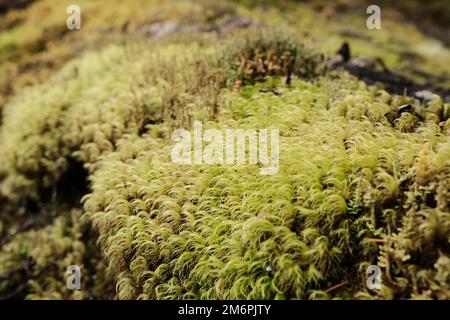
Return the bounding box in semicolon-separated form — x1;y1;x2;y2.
271;88;282;96
384;104;413;124
414;90;437;103
138;21;180;39
398;104;413;114
220;18;258;34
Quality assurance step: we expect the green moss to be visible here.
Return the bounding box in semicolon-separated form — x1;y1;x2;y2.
0;30;324;203
79;72;449;299
0;210;113;299
0;0;449;300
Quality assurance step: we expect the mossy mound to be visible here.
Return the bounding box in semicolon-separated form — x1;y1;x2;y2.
0;0;449;300
82;73;449;299
0;210;113;299
0;32;323;204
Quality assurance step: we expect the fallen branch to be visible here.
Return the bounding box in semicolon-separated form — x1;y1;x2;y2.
324;279;349;293
364;237;386;243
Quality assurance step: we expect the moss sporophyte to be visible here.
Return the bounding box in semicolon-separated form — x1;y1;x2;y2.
171;121;280;175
